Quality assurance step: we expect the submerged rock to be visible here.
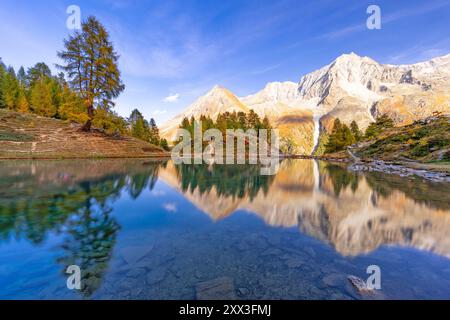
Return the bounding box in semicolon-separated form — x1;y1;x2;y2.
347;275;387;300
285;257;305;269
196;277;237;300
322;273;344;287
120;245;154;265
347;275;371;293
237;287;250;297
146;267;167;285
348;161;450;183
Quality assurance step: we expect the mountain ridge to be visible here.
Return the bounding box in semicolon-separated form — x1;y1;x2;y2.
161;52;450;154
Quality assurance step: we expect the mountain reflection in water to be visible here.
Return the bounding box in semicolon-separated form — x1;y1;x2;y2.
0;159;448;299
163;159;450;257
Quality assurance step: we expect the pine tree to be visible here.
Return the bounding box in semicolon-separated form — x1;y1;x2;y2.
325;118;343;153
247;109;261;129
215;113;227;134
129;109;150;141
180;117;190;130
30;79;55;117
325;118;357;153
237;111;247;129
149;118;160;145
261;116;270;129
17;66;27;87
93;105;128;135
27;62;51;87
342;124;356;146
0;60;5;108
59;84;88;123
3;66;20;110
160;139;169;151
189;116;195;136
58;16;125;131
364;114;394;140
16;87;30;113
350;120;362;142
133;117;147;141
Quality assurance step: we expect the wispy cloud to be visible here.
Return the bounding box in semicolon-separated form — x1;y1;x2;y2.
151;190;166;197
162;203;177;213
321;0;450;39
386;37;450;64
250;64;281;75
110;3;222;79
163;93;180;103
152;109;167;116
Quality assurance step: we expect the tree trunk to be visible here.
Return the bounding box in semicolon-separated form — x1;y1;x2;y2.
81;104;95;132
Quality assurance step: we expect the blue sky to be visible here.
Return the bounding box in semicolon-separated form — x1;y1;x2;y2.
0;0;449;124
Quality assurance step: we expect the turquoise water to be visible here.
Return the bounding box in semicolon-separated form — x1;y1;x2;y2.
0;159;449;300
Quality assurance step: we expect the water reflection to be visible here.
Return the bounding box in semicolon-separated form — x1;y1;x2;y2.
0;159;449;299
0;160;163;297
161;159;450;257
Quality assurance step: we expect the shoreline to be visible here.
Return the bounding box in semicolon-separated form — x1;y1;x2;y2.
283;154;450;182
1;152;448;182
348;160;450;183
0;153;171;160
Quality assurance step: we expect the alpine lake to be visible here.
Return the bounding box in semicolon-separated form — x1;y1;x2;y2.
0;158;449;300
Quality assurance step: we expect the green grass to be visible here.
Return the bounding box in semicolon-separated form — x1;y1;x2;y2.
0;130;34;142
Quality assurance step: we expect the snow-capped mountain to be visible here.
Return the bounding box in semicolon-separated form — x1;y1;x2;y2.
161;53;450;154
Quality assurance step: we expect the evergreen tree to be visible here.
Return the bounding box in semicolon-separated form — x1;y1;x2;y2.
0;60;5;108
350;120;362;142
324;118;356;153
26;63;62;117
58;16;125;131
160;139;169;151
129;109;150;141
3;66;19;110
17;66;27;87
364;114;394;140
149;118;160;145
215;113;227;134
262;116;271;130
27;62;51;87
180;117;190;130
247;109;261;129
56;72;67;87
342;124;356;146
237;111;247;129
325;118;343;153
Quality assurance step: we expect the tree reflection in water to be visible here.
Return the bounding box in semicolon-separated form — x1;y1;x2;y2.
0;160;165;297
0;159;448;298
175;163;275;200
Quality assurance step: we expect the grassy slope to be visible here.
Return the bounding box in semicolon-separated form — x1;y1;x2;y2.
0;109;167;159
355;116;450;162
347;116;450;173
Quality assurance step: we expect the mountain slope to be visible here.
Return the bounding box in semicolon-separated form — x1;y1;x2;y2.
160;85;248;141
161;53;450;155
0;109;166;159
352;115;450;163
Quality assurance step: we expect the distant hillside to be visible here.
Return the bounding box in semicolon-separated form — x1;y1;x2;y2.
0;110;166;159
352;115;450;163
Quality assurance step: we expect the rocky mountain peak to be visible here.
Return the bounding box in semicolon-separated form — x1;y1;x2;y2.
161;53;450;155
241;81;300;107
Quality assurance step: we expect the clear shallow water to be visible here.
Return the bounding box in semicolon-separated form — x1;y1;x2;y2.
0;159;449;300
